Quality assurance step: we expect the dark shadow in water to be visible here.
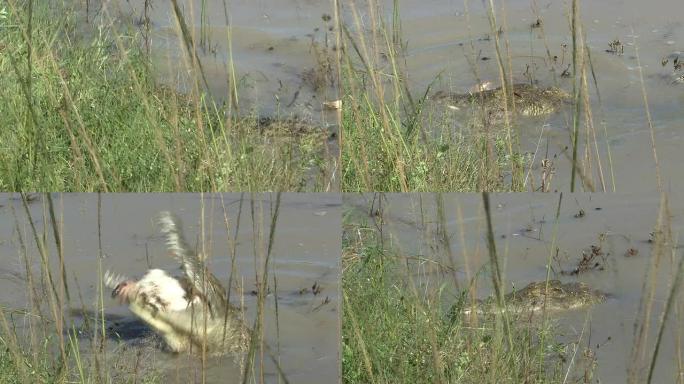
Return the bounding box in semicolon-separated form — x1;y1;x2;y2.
68;308;154;342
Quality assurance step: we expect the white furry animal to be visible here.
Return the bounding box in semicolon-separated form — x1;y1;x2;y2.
105;212;249;356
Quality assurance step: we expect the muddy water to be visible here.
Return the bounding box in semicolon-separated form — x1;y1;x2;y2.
345;193;684;383
102;0;339;119
0;193;341;384
350;0;684;193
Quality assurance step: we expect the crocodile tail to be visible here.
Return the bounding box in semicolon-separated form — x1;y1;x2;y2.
157;211;228;317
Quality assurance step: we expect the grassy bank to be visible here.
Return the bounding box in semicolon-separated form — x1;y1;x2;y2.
339;1;620;192
0;1;331;191
342;193;684;383
339;1;530;192
342;220;570;383
0;332;162;384
341;92;524;192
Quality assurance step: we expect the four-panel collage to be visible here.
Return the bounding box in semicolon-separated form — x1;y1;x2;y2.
1;0;682;383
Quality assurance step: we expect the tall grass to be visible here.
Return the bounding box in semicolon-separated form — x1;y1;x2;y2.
340;1;619;192
627;193;683;384
342;192;683;383
342;194;577;383
340;1;525;192
0;1;332;192
0;193;289;383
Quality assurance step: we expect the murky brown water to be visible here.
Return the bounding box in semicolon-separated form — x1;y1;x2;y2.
0;193;341;383
345;193;684;383
345;0;684;193
101;0;339;119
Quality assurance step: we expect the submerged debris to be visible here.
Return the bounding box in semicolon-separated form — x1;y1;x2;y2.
256;116;324;136
606;39;624;55
562;244;607;275
661;54;684;84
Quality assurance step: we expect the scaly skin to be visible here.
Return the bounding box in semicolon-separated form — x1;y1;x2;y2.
463;280;607;315
433;84;571;126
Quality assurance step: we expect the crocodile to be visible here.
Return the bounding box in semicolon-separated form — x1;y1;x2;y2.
432;83;571;127
462;280;607;316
